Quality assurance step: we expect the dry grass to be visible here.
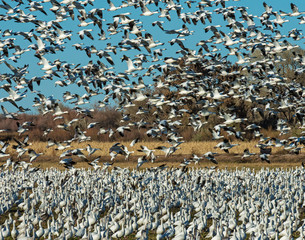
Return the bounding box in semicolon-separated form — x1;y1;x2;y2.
0;140;303;170
5;140;283;156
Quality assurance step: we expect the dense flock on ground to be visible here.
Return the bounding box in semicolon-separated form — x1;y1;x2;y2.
0;0;305;239
1;165;305;239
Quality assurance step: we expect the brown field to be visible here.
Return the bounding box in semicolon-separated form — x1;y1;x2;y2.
1;140;303;170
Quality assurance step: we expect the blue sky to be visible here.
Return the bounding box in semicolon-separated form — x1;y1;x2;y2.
0;0;304;113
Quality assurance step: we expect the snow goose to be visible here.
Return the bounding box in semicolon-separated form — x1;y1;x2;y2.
38;56;56;74
214;138;239;153
242;148;256;159
139;1;158;16
86;144;101;156
289;3;304;17
28;149;42;162
121;55;142;73
1;105;19;120
112;221;125;238
107;0;121;11
155;145;180;157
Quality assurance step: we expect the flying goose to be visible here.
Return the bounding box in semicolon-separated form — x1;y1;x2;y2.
109;143;127;156
155;145;180;157
107;0;121;11
203;152;218;164
59;158;76;169
242;148;256;159
139;1;158;16
130;138;139;147
190;154;203;164
136;156;148;170
88;156;102;170
77;29;94;40
0;150;9;158
138;145;155;159
214;139;239;153
1;105;19;120
86;144;101;156
28;149;42;162
289;3;304;17
260;153;270;163
121;55;142;73
38;56;56;74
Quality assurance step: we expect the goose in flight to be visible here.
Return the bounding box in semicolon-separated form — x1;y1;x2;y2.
77;29;94;40
141;33;164;53
53;104;68;116
203;152;218;164
138;145;155;159
130;138;139;147
159;7;171;21
220;31;239;46
28;1;47;15
16;122;30;135
121;145;133;160
0;150;9;158
28;149;42;162
55;141;71;151
107;0;121;11
88;156;101;170
116;125;131;137
4;61;29;78
86;144;101;156
214;139;239;153
87;122;99;129
242;148;256;159
109;143;127;156
137;156;148;170
121;55;142;73
0;0;16;14
59;158;76;169
1;105;19;120
96;50;114;65
211;129;224;140
190;154;203;164
272;13;289;27
73;126;91;142
260;153;270;164
33;34;46;54
298;16;305;24
290;3;304;16
38;56;56;74
155;145;180;157
139;1;158;16
12;134;30;149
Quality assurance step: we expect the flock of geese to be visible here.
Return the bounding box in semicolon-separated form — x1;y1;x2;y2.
1;165;305;239
0;0;304;167
0;0;304;238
